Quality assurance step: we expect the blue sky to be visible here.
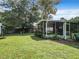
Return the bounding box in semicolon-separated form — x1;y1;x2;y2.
53;0;79;20
57;0;79;9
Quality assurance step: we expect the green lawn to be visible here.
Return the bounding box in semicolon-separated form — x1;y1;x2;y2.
0;34;79;59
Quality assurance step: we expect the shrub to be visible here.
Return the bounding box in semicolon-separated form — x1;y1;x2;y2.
74;33;79;41
51;34;60;40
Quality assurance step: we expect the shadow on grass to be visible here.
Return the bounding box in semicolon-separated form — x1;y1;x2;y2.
5;33;34;36
0;37;5;39
53;40;79;49
0;33;34;40
0;34;6;40
31;36;47;41
31;36;79;49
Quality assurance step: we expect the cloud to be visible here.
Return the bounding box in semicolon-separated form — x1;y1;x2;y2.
0;6;11;12
53;9;79;20
0;6;5;12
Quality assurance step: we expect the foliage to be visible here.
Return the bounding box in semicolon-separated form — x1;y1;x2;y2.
52;33;60;40
1;0;29;27
1;0;41;28
38;0;60;19
69;17;79;23
73;33;79;41
2;11;22;27
0;0;60;31
29;11;41;23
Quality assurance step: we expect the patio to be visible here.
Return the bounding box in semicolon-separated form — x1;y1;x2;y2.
35;19;79;39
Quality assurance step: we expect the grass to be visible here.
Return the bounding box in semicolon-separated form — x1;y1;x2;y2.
0;34;79;59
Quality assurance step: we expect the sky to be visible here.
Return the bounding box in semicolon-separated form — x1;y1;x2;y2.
0;0;11;12
53;0;79;20
0;0;79;20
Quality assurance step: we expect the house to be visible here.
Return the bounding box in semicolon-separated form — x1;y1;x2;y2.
35;19;79;39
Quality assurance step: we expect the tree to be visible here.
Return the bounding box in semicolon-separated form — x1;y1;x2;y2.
1;0;30;27
38;0;60;19
69;17;79;23
1;0;41;27
0;0;60;34
28;0;41;23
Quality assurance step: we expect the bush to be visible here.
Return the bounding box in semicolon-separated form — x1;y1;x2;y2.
35;31;42;38
74;33;79;41
51;34;60;40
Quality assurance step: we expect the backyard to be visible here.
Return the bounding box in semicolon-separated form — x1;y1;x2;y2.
0;34;79;59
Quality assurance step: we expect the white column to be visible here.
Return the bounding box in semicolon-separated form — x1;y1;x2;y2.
43;22;44;37
55;22;56;34
46;20;48;37
69;23;70;35
63;22;67;39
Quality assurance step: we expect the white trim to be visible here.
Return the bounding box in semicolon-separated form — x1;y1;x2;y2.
55;22;56;34
69;23;71;35
63;22;67;39
36;19;66;25
46;20;48;37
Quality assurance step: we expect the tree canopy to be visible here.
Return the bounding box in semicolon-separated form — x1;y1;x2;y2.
0;0;60;27
69;17;79;23
38;0;60;19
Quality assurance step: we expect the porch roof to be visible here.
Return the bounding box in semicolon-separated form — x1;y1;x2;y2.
36;19;67;25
